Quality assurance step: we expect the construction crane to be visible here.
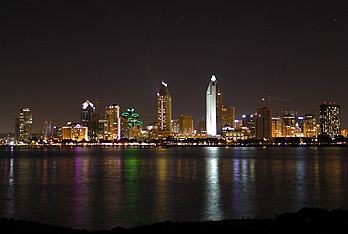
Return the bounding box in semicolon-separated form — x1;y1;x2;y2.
261;96;290;109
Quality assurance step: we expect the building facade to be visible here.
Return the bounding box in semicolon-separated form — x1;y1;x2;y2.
319;102;341;139
43;120;52;139
303;114;318;138
81;100;97;140
206;75;222;136
104;103;121;141
15;107;33;142
62;122;88;141
221;105;235;128
256;107;272;140
179;115;193;136
157;81;172;138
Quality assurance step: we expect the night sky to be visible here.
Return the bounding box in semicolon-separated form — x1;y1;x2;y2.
1;1;347;132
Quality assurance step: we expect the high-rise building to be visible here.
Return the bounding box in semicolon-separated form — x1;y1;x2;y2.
206;75;222;136
256;107;272;139
197;119;206;135
179;115;193;136
15;107;33;142
121;108;143;139
282;111;297;137
104;103;121;141
171;119;179;135
271;116;283;137
221;105;235;128
62;122;88;141
157;81;172;137
242;113;257;137
81;100;97;140
319;102;341;139
303;114;318;138
43;120;52;139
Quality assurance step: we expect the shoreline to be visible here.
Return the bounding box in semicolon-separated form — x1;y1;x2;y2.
1;143;348;148
1;207;348;233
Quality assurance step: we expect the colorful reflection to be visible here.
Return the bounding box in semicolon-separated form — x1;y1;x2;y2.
0;147;348;230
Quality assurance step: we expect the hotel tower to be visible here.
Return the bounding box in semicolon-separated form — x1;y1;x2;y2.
157;81;172;137
206;75;222;136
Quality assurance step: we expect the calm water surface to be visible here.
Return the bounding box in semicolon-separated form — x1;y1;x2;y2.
0;146;348;230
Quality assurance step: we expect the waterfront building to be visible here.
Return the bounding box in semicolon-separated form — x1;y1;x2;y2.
98;119;106;140
256;107;272;140
171;119;179;135
62;122;88;141
157;81;172;138
206;75;222;136
222;105;235;128
303;114;318;138
222;126;252;142
196;119;206;136
43;120;52;139
241;113;257;137
104;103;121;141
282;111;297;137
145;122;158;140
15;107;32;143
81;100;98;140
341;129;348;138
179;115;193;136
319;102;341;139
52;126;63;141
121;108;143;139
271;116;283;137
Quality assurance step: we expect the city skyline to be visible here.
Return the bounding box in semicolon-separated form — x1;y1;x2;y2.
1;2;347;132
2;79;347;134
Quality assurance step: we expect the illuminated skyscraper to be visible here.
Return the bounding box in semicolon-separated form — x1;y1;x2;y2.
242;113;257;137
179;115;193;136
256;107;272;139
221;105;235;128
81;100;97;140
271;116;282;137
15;107;32;142
206;75;222;136
282;111;297;137
104;103;121;141
121;108;143;139
43;120;52;139
303;114;318;138
157;81;172;136
319;102;341;139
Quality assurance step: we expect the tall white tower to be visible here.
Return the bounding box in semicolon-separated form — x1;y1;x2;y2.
206;75;219;136
157;81;172;134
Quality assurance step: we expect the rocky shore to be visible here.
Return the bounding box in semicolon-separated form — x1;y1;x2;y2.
1;208;348;233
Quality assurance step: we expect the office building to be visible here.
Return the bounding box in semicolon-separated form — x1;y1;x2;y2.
221;105;235;128
104;103;121;141
179;115;193;136
81;100;97;140
303;114;318;138
256;107;272;139
319;102;341;139
15;107;33;142
271;116;283;137
43;120;52;139
157;81;172;137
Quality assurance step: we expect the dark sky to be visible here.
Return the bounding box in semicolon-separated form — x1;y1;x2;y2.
1;1;347;132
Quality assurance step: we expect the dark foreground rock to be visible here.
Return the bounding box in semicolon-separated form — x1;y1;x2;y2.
1;208;348;234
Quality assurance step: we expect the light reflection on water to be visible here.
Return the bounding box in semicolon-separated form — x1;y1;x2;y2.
0;146;348;230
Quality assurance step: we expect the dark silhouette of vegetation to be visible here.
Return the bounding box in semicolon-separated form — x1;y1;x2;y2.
1;208;348;233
